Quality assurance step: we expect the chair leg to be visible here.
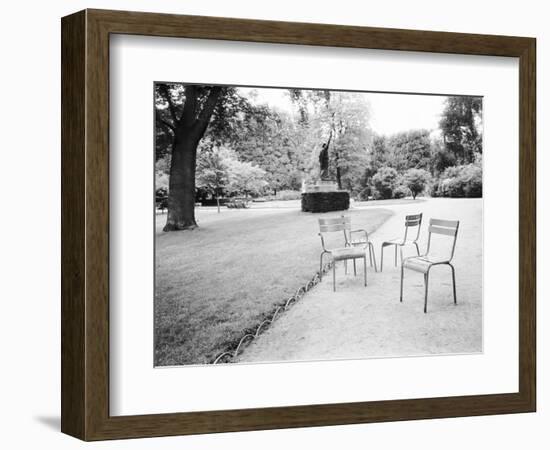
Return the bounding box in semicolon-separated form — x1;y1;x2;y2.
333;261;336;292
399;246;403;267
353;259;357;276
319;253;324;281
400;263;404;302
380;245;385;272
394;245;398;267
450;263;457;305
344;259;347;275
364;255;367;286
424;271;430;313
368;245;373;266
370;243;378;272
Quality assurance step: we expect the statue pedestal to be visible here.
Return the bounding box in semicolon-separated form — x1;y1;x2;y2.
303;180;339;193
301;181;350;213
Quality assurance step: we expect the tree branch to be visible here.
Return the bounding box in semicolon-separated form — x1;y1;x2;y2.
158;84;179;125
184;86;223;142
195;86;223;131
155;115;175;133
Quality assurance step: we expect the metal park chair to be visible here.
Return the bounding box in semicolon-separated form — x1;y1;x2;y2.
400;218;460;313
341;215;378;272
380;213;423;271
318;217;368;292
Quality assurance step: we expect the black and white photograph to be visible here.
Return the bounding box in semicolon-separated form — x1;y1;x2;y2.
0;0;543;446
154;83;483;367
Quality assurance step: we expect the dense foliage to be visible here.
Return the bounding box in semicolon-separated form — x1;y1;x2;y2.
433;163;482;198
371;167;398;200
155;86;484;222
403;168;431;200
362;97;483;199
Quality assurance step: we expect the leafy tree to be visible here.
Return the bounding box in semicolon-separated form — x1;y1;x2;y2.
392;184;410;199
288;89;334;184
372;167;398;199
287;170;304;191
360;135;388;200
403;168;430;199
439;96;482;164
287;88;331;124
289;90;373;190
196;146;233;213
386;129;432;172
328;92;372;192
227;105;308;194
155;84;250;231
155;84;223;230
226;160;267;198
368;135;388;172
288;89;373;190
430;137;456;175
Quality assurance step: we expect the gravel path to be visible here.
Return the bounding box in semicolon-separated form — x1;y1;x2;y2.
237;198;482;363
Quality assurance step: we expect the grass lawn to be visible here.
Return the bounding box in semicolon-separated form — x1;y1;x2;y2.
155;206;393;365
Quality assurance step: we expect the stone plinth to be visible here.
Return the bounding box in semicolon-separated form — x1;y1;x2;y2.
301;185;350;213
304;180;339;193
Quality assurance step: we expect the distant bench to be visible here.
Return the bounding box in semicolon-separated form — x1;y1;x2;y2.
226;198;250;209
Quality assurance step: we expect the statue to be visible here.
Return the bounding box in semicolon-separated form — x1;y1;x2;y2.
303;129;349;213
318;131;332;181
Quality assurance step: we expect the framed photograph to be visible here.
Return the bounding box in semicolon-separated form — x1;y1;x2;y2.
61;9;536;440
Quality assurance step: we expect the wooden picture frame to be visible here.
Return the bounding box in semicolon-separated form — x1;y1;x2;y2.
61;9;536;441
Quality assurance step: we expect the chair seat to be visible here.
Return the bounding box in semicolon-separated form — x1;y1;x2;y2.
383;238;417;246
403;256;449;273
329;246;366;261
349;238;371;246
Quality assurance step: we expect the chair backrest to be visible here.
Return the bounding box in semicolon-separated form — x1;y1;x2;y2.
318;217;349;233
403;213;423;241
318;217;350;249
426;218;460;260
340;215;355;242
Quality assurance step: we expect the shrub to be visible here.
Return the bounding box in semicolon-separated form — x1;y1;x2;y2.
156;172;169;190
403;168;430;199
462;165;483;197
372;167;398;199
437;164;482;198
156;187;168;211
287;171;303;191
439;177;464;197
429;180;440;197
392;184;409;199
359;186;371;201
275;190;302;201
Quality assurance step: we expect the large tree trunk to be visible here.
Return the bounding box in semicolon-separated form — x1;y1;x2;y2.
160;85;222;232
163;132;200;231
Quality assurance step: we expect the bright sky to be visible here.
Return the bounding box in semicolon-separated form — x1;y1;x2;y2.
366;92;445;136
237;87;446;136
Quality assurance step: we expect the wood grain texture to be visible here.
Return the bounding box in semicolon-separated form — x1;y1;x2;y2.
518;38;536;409
61;8;536;441
61;10;86;439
